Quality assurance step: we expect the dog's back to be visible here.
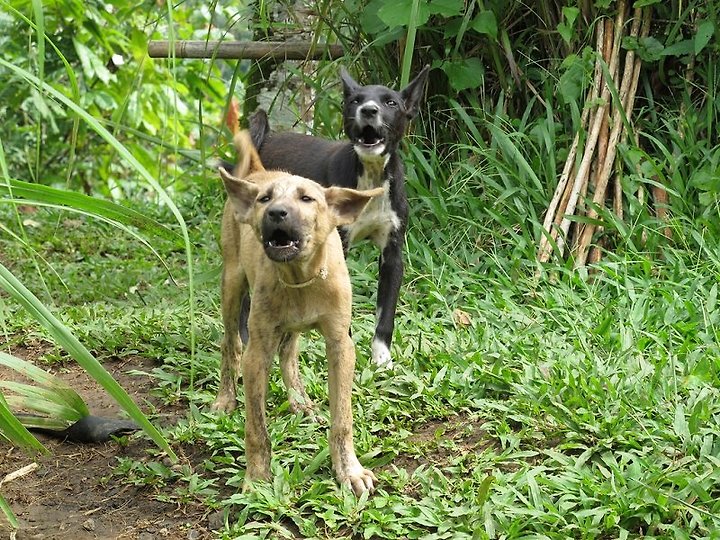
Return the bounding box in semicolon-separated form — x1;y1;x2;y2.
250;110;359;189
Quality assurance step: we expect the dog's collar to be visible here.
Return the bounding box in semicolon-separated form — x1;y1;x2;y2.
277;258;329;289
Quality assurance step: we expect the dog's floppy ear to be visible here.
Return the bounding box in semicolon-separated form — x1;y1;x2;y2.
233;130;266;177
219;167;260;223
340;67;361;98
325;186;385;226
400;65;430;120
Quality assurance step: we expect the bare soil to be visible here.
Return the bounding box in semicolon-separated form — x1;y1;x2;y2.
0;340;213;540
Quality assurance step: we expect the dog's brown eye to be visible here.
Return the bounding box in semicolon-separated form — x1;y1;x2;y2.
258;195;271;203
386;99;397;107
300;195;314;203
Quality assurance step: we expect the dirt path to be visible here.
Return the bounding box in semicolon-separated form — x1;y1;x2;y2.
0;342;213;539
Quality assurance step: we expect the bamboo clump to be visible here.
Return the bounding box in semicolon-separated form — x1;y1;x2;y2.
537;2;652;267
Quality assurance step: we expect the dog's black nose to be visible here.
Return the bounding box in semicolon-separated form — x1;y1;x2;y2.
267;206;288;223
360;105;378;118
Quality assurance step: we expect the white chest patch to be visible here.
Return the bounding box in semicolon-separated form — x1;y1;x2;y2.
347;154;400;250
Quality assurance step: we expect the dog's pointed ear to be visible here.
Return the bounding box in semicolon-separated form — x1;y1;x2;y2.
340;67;361;98
400;65;430;120
325;186;385;226
219;167;259;223
233;130;266;177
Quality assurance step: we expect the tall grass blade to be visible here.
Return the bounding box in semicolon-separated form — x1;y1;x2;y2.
0;392;46;455
400;0;422;87
0;178;180;242
0;351;89;418
0;492;17;529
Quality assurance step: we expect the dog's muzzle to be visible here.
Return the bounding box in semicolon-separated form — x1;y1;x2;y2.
352;105;386;154
261;208;303;262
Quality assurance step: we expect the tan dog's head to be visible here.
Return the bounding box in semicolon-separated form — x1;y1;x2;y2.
220;131;383;263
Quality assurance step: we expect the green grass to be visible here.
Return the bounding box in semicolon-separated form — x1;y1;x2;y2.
3;160;720;538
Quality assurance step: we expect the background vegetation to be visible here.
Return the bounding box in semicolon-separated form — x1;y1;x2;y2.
1;0;719;538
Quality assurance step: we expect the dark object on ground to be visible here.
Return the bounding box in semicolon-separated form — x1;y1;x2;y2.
33;415;140;443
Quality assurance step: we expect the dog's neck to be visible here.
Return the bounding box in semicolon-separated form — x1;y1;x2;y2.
355;152;390;190
275;247;329;289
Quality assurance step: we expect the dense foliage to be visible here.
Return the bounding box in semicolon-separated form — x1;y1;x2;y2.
1;0;720;538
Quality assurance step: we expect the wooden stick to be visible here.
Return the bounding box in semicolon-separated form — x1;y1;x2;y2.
147;40;344;60
574;7;646;267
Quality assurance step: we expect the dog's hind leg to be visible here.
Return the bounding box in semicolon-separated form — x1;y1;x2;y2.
238;294;250;344
212;255;248;413
324;328;376;495
278;332;318;419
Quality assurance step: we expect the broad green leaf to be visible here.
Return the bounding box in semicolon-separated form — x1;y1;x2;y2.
470;10;497;40
0;354;89;420
636;36;665;62
476;475;494;506
428;0;464;17
633;0;661;6
661;39;694;57
673;403;690;441
442;57;484;91
562;7;580;26
557;22;573;45
73;39;112;84
558;52;592;104
707;283;718;313
378;0;430;29
694;20;715;55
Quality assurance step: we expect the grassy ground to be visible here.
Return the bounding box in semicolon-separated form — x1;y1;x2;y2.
3;170;720;539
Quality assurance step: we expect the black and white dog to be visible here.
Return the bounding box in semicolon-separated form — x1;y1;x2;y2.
242;66;430;368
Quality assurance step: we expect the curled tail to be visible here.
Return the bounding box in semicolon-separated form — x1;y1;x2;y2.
232;130;265;177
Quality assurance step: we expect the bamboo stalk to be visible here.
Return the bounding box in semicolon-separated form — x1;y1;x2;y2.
574;7;646;267
575;18;614;254
554;1;627;259
147;40;344;60
572;19;614;255
537;18;607;262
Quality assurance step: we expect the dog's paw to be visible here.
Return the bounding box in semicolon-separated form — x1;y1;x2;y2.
210;394;237;414
371;339;394;369
338;465;377;496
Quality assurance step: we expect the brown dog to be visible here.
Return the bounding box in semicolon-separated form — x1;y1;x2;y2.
211;131;383;495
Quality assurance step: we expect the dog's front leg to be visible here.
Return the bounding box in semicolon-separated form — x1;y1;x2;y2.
242;334;277;488
325;331;376;495
373;231;404;368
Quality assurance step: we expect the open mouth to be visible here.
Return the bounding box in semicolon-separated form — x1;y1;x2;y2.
262;226;302;262
354;125;386;148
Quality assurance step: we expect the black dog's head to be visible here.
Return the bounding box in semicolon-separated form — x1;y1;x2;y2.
340;66;430;158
